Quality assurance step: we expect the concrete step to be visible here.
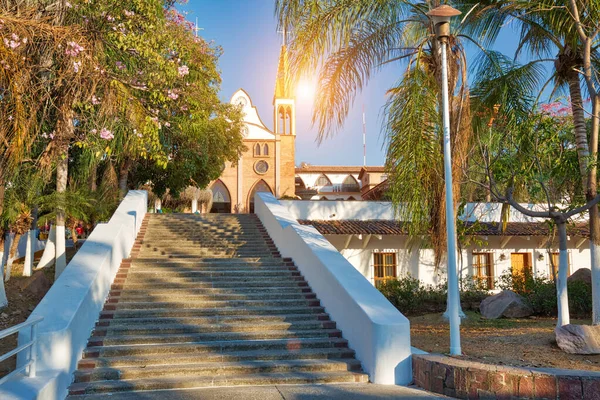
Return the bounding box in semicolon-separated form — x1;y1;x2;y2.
121;266;298;275
107;286;311;297
108;291;314;302
78;347;355;369
134;253;280;260
68;370;368;395
88;328;341;346
128;258;288;265
103;298;320;310
73;358;363;383
92;320;335;336
99;305;325;319
83;337;349;358
117;270;301;281
112;277;307;290
96;313;330;328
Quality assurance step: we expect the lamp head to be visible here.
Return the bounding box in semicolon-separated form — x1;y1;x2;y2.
427;4;461;41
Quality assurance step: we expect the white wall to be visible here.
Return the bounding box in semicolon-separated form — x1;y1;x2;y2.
325;234;591;288
255;193;412;385
281;200;590;224
0;190;147;400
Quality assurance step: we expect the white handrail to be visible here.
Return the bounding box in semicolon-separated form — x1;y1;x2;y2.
0;316;43;385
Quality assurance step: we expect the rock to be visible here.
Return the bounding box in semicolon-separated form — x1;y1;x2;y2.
567;268;592;286
18;270;51;298
0;313;8;319
479;290;533;319
555;324;600;354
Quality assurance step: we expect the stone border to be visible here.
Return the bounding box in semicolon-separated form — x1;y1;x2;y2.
413;353;600;399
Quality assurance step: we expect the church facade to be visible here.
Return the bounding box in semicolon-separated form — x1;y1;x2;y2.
208;45;296;213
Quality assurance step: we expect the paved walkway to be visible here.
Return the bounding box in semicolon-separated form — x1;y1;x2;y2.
70;383;448;399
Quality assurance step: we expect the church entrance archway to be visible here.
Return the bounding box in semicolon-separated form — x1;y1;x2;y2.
248;180;273;213
210;180;231;213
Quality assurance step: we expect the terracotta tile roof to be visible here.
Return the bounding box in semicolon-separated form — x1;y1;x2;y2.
298;220;590;237
362;179;389;200
295;166;382;174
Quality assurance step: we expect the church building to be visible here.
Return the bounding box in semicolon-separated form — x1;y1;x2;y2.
208;43;296;213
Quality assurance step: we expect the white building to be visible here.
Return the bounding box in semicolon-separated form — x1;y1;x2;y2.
279;200;590;289
295;165;386;200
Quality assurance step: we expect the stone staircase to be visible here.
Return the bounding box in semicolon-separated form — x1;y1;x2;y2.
67;213;368;397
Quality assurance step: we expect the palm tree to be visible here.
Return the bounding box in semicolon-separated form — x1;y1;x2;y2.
276;1;532;267
460;0;600;324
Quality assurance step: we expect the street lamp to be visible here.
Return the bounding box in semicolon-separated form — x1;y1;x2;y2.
427;4;462;356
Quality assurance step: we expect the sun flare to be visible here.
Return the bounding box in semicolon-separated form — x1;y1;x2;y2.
296;79;317;101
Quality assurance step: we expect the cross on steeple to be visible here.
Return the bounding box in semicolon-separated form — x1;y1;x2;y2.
194;17;204;37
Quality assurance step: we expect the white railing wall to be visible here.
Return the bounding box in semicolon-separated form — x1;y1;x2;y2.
255;193;412;385
0;317;43;386
0;190;147;400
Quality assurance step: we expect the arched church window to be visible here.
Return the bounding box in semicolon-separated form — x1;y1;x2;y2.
254;143;261;156
263;144;269;156
342;175;360;192
278;106;286;134
286;106;293;135
315;174;332;187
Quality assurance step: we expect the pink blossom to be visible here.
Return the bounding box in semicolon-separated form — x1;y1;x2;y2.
73;61;82;73
65;41;84;56
124;10;135;17
106;15;115;22
90;129;97;134
99;128;114;140
167;89;179;100
115;61;126;70
164;122;171;127
178;65;189;77
91;95;101;105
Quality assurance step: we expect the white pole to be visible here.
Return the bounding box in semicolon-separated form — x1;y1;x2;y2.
363;105;367;167
440;40;461;356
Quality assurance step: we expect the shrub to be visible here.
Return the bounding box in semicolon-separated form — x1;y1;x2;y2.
378;275;490;316
497;270;592;318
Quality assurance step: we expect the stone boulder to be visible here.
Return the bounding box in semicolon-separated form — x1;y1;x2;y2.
567;268;592;286
18;270;51;297
479;290;533;319
556;324;600;354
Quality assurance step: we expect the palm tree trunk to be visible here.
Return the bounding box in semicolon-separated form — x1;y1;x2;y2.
89;163;98;192
5;233;22;282
566;75;600;325
589;98;600;325
119;159;131;199
55;142;69;278
556;221;570;327
567;76;590;190
37;224;56;269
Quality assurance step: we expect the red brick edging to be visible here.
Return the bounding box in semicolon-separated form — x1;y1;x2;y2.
413;354;600;399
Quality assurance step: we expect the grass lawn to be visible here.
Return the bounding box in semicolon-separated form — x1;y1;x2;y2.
410;311;600;372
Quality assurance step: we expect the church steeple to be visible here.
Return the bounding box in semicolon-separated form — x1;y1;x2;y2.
273;28;295;136
274;44;291;100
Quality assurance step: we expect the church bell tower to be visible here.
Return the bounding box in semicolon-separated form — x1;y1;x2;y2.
273;31;296;197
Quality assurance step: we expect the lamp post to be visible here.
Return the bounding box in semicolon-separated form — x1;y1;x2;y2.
427;4;462;356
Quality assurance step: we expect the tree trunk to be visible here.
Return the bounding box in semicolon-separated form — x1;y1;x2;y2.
55;143;69;278
37;225;56;269
89;163;98;192
567;75;590;190
556;221;570;327
5;233;21;282
119;159;132;199
23;206;38;277
0;233;6;285
589;98;600;325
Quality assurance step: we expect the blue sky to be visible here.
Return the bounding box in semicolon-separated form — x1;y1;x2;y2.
179;1;522;167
